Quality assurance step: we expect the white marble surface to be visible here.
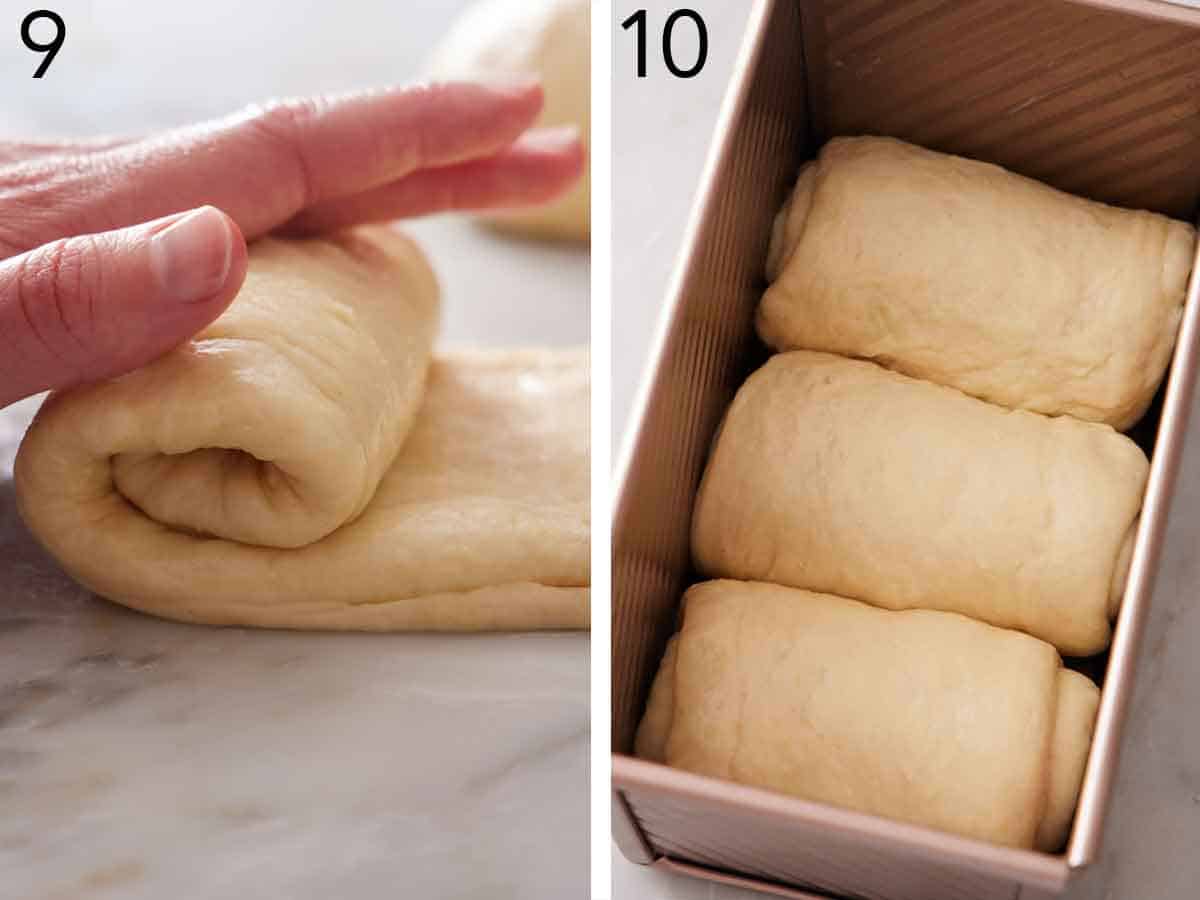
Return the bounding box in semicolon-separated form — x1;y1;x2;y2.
613;1;1200;897
0;2;588;899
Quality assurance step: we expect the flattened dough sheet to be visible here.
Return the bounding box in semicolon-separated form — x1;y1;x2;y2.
15;229;589;630
760;136;1196;429
636;580;1100;851
692;351;1148;655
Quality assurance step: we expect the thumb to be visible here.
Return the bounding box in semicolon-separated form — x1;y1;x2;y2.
0;206;247;408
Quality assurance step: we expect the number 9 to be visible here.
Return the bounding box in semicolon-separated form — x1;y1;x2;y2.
21;9;66;79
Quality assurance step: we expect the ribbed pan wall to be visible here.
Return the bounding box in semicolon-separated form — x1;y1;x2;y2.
808;0;1200;219
611;0;809;758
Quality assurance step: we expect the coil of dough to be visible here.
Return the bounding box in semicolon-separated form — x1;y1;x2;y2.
428;0;590;241
14;228;590;631
759;136;1197;430
635;580;1101;851
692;351;1148;655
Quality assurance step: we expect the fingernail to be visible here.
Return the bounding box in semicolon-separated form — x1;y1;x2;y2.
149;206;234;303
521;125;582;151
485;74;542;95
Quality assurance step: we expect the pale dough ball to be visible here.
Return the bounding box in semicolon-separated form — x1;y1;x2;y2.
429;0;590;241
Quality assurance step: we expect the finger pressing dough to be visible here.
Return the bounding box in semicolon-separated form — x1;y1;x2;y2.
692;351;1148;655
760;136;1196;429
14;229;589;630
429;0;590;241
635;580;1100;851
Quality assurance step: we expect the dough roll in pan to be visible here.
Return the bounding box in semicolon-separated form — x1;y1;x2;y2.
636;580;1100;852
692;351;1148;655
14;228;589;630
759;136;1197;429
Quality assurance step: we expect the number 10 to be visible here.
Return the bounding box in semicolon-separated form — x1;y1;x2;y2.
621;8;709;79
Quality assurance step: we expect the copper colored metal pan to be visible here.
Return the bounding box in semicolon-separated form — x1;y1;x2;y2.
612;1;1200;897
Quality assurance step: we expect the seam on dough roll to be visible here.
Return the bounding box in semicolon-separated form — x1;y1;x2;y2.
764;161;816;283
1036;669;1101;851
1108;516;1139;620
758;136;1196;429
14;231;591;632
633;635;678;763
692;351;1149;655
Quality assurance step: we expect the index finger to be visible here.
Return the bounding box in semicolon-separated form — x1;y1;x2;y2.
5;80;545;252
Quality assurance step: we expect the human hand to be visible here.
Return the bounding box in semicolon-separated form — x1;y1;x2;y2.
0;80;583;408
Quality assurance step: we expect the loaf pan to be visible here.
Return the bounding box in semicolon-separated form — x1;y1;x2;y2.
611;1;1200;897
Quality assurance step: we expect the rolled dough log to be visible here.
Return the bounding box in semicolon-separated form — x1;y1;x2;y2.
429;0;590;241
635;580;1100;851
760;136;1196;430
692;351;1148;655
14;229;589;630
